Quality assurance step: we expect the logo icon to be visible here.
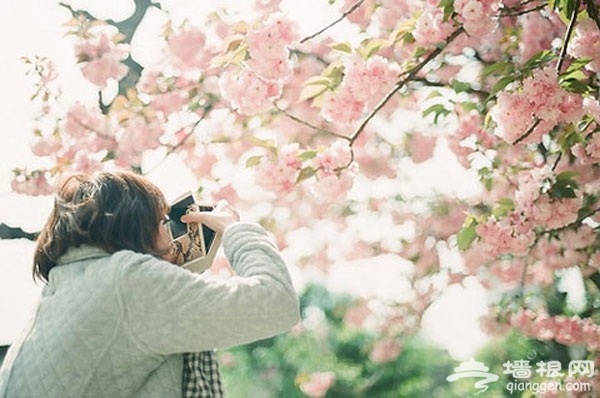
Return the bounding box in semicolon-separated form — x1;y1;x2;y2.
446;358;499;395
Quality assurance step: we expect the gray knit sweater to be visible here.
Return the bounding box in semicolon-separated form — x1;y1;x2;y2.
0;222;300;397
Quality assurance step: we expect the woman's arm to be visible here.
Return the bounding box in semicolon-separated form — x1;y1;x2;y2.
117;222;301;355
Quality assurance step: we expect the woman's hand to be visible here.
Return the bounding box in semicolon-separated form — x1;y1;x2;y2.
180;200;240;233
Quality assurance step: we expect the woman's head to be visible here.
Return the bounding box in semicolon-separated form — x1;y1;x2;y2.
34;171;170;282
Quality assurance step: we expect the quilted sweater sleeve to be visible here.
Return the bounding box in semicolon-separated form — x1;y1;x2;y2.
118;222;300;355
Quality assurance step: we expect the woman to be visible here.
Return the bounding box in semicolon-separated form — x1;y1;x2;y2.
0;171;300;397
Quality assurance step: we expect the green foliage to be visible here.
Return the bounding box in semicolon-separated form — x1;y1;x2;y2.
219;284;458;397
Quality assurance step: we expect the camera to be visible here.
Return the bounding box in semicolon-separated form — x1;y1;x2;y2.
166;192;221;273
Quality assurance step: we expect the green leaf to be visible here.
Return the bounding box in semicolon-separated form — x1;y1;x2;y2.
439;0;455;21
297;150;317;161
303;76;332;86
457;219;478;251
460;101;479;112
481;62;513;78
330;42;353;54
451;80;472;93
492;198;515;218
549;171;579;199
245;155;262;167
296;166;317;182
422;103;451;124
488;76;515;98
297;84;329;103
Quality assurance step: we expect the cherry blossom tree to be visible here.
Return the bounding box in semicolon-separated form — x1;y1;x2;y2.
7;0;600;389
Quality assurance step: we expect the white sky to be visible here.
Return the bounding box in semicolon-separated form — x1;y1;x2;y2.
0;0;489;359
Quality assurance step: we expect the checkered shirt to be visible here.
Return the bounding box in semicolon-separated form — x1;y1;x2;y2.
182;351;224;398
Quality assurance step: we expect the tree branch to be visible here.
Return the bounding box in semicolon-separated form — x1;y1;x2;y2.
349;27;465;148
275;103;352;142
299;0;367;44
0;223;37;240
556;0;581;73
513;118;541;145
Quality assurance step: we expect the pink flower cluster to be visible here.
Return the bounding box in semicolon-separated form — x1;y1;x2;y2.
255;143;302;195
310;140;355;201
491;67;584;144
406;133;437;163
64;103;112;138
529;195;582;230
518;13;563;61
11;171;54;196
476;212;535;256
74;29;129;88
322;57;399;125
298;371;335;398
568;19;600;74
116;117;164;160
246;13;297;82
167;28;209;70
412;7;456;48
219;12;299;115
454;0;498;38
369;337;403;363
218;69;281;115
510;309;600;349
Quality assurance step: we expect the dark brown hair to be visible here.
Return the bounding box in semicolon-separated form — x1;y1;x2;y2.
33;171;169;282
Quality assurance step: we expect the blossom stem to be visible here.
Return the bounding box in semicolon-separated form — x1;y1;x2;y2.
299;0;367;44
274;104;352;141
349;27;465;147
512;118;541;145
497;4;546;18
556;0;581;73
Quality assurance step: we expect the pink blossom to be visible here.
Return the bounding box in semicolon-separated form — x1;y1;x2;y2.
344;302;372;328
585;133;600;159
167;28;207;70
11;171;54;196
344;56;400;107
376;0;414;31
80;53;128;88
246;55;293;81
369;337;403;363
568;19;600;74
407;133;437;163
343;0;376;28
491;67;583;144
30;135;62;157
310;170;355;202
218;68;281;115
514;166;552;209
314;140;352;173
254;0;281;13
71;152;103;174
298;372;335;397
412;8;455;48
63;103;110;138
455;0;497;37
247;13;298;58
475;213;535;256
255;144;302;195
583;96;600;124
321;86;364;125
75;31;129;88
117;117;164;155
519;13;563;61
150;91;187;116
530;196;582;230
